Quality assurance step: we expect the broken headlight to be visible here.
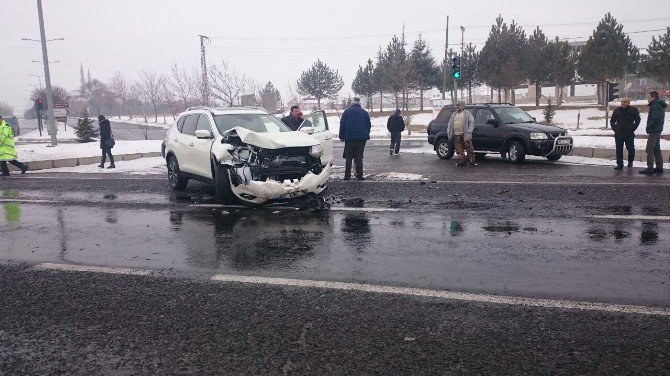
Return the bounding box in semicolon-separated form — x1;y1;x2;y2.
230;146;256;163
310;144;324;158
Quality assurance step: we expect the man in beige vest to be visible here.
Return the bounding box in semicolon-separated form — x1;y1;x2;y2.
447;101;476;167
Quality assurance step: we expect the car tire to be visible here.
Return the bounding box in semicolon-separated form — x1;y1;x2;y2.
507;141;526;164
546;155;562;161
167;155;188;190
214;164;238;204
436;138;455;160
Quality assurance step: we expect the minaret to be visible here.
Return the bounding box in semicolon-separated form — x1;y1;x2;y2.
87;69;92;85
80;63;85;91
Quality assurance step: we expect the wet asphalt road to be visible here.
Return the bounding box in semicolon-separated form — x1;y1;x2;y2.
1;144;669;374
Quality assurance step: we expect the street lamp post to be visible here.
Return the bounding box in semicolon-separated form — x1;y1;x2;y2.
36;0;57;146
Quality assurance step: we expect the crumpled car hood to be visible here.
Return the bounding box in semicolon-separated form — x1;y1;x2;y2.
224;127;319;149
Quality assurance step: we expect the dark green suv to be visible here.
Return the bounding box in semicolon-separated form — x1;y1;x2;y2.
427;104;573;163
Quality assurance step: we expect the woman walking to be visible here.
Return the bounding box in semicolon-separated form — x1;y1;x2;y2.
98;115;115;169
386;109;405;156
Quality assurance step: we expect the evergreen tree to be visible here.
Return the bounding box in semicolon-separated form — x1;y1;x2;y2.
500;20;527;104
409;34;440;110
461;43;482;103
480;15;527;103
578;13;639;90
479;16;507;102
524;27;550;107
543;98;556;123
384;33;412;109
296;59;344;110
259;81;282;108
546;37;577;105
76;110;98;142
373;48;390;113
644;27;670;86
352;59;376;110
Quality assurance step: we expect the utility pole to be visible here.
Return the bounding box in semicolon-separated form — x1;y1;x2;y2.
199;35;210;106
442;16;449;100
460;26;465;102
36;0;57;146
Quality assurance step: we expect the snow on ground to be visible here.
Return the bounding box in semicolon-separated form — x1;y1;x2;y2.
110;116;173;129
525;108;670;136
327;112;435;139
39;157;167;175
16;140;163;162
17;122;79;142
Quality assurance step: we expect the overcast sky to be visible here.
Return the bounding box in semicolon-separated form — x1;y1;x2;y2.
1;0;668;113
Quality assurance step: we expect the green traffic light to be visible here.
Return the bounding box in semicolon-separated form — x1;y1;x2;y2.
453;71;461;79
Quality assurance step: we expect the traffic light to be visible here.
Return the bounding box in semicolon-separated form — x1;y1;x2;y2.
451;56;461;80
607;82;619;102
35;99;44;111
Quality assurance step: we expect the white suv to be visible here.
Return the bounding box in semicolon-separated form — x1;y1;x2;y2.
162;107;333;205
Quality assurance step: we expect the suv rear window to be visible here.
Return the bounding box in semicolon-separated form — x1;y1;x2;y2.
435;109;452;123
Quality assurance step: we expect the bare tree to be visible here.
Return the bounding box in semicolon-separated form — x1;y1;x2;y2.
209;60;251;107
109;72;133;119
191;67;210;106
0;102;13;116
130;82;148;122
136;70;164;122
168;63;194;111
160;78;177;123
85;79;115;117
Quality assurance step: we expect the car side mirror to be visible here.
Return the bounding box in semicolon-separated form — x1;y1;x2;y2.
486;119;500;127
194;129;213;139
532;117;537;122
300;126;315;135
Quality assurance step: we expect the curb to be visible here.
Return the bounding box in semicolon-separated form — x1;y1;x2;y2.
8;152;163;172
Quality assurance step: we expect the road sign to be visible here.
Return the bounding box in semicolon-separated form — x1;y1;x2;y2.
53;102;69;109
53;108;67;117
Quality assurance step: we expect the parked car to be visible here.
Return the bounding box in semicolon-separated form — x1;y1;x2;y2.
2;116;20;135
427;103;573;163
162;107;333;205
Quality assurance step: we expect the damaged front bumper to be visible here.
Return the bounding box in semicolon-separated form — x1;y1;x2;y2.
229;163;331;205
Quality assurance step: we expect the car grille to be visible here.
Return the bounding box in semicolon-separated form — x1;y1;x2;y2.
549;132;566;139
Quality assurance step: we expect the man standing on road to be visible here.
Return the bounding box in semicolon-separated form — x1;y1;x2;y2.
387;108;405;156
447;101;477;167
639;91;667;175
98;115;115;169
281;106;305;131
0;115;28;176
610;97;641;170
339;97;371;180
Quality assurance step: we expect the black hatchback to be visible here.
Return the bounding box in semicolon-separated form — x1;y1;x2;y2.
427;104;573;163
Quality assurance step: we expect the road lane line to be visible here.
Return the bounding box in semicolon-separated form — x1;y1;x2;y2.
210;274;670;317
35;263;152;276
0;198;59;204
589;215;670;221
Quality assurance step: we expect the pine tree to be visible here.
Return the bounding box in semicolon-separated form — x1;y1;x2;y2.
546;37;577;105
373;48;390;113
384;34;411;109
76;110;98;142
479;16;507;102
409;34;440;110
296;59;344;110
578;13;639;91
524;27;550;107
461;43;482;103
644;27;670;86
543;98;556;123
352;59;376;110
259;81;282;108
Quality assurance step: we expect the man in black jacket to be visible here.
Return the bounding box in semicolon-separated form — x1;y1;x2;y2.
386;109;405;156
610;97;640;170
339;98;371;180
98;115;115;169
281;106;304;131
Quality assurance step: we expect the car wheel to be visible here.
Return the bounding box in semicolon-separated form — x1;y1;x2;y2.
546;155;562;161
167;155;188;190
436;139;455;160
214;164;238;204
507;141;526;164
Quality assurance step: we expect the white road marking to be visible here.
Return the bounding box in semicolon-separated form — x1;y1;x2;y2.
589;215;670;221
0;198;59;204
35;263;151;276
210;274;670;317
330;207;401;212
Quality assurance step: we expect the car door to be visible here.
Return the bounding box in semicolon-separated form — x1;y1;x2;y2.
472;108;499;151
173;114;198;173
299;111;333;166
190;114;216;179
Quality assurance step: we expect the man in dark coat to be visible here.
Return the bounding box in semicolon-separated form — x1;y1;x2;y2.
281;106;304;131
610;97;640;170
386;108;405;156
339;98;371;180
639;91;667;174
98;115;115;169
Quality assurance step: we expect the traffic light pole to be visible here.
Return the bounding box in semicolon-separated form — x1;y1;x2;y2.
37;0;57;146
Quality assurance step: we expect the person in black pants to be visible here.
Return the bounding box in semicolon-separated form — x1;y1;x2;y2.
98;115;115;169
610;97;640;170
387;108;405;156
0;115;28;176
339;98;371;180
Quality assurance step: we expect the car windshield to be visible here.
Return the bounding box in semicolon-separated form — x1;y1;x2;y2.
493;107;535;124
213;114;292;135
